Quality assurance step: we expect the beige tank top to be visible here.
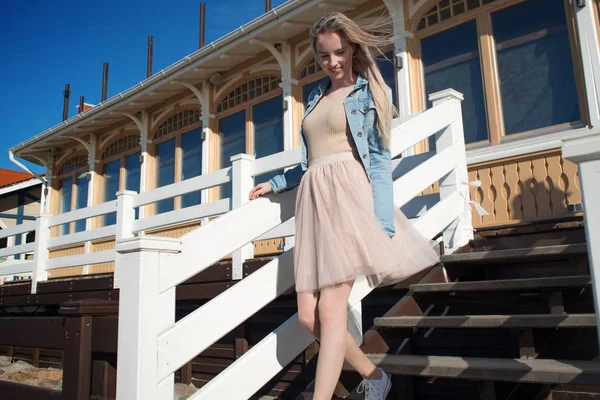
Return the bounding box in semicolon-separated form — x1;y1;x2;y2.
303;86;357;162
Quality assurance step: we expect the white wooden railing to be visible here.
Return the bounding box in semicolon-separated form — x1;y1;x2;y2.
0;89;471;400
113;89;471;400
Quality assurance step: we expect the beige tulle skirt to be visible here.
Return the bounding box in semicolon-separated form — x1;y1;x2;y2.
294;152;440;293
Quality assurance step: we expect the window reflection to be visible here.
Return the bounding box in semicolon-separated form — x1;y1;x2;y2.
253;96;284;185
219;111;246;200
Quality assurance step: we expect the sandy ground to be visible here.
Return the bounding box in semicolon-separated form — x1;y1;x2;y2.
0;356;200;399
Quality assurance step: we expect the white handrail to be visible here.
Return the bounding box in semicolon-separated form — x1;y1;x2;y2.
132;199;230;233
0;262;36;276
48;199;118;227
250;147;303;177
393;141;463;208
0;221;36;240
46;250;115;271
47;225;117;250
133;168;231;208
0;243;36;259
115;88;472;400
157;189;297;293
390;99;456;157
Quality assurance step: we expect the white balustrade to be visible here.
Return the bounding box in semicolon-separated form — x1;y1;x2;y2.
0;87;472;400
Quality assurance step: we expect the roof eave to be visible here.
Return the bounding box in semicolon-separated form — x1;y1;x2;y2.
9;0;325;157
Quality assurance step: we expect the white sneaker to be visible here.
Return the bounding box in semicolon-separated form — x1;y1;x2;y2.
357;368;392;400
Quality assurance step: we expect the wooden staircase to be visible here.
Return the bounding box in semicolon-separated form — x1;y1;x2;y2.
334;222;600;400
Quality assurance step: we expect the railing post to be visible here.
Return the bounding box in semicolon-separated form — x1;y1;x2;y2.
565;0;600;346
115;190;137;242
429;89;472;254
231;153;255;280
113;190;137;289
31;214;51;293
562;128;600;350
115;235;182;400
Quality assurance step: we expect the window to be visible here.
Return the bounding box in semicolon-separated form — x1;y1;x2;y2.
216;76;284;199
421;20;488;145
219;111;246;200
253;96;284;184
376;52;398;108
151;109;203;214
417;0;499;31
102;159;120;226
59;176;73;235
181;128;203;208
216;76;281;113
154;110;201;141
100;134;141;225
298;57;322;80
416;0;582;148
125;153;141;193
75;171;89;232
155;138;176;213
491;0;580;134
56;154;89;235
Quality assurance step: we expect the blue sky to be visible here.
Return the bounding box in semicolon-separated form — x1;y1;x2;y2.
0;0;287;173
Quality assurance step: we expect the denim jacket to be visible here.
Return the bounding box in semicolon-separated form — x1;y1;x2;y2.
269;75;396;236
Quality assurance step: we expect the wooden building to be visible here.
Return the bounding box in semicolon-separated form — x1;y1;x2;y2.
0;170;40;273
1;0;599;398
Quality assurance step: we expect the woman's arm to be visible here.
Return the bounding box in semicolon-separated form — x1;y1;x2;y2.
368;87;396;236
268;164;305;194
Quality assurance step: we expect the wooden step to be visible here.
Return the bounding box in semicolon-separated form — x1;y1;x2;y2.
374;314;597;329
552;385;600;400
410;275;591;293
343;355;600;385
441;243;588;264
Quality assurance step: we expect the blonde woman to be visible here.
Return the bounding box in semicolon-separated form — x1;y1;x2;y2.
249;12;439;400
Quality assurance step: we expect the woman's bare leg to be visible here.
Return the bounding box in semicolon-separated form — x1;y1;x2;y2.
297;289;382;385
312;282;353;399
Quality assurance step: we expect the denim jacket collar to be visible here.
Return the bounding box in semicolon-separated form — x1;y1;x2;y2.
314;74;369;99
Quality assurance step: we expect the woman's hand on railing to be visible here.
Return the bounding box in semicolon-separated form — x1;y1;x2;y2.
249;182;273;200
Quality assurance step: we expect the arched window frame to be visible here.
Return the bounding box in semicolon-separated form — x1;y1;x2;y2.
214;73;283;162
98;132;142;196
55;152;89;235
150;107;204;213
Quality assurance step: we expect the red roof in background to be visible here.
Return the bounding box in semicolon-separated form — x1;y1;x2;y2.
0;168;35;189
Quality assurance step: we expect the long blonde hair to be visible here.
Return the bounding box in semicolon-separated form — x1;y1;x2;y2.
309;12;397;147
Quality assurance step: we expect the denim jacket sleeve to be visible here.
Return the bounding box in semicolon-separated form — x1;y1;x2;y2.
368;88;396;237
268;164;305;194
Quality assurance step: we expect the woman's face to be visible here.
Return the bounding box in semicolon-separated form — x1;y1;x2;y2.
315;32;354;83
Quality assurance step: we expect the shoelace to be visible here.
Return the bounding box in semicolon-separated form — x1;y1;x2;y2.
357;379;377;400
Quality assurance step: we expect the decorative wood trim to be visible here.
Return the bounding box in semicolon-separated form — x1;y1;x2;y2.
214;73;282;115
410;0;527;36
56;152;89;178
98;131;141;164
150;106;203;141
